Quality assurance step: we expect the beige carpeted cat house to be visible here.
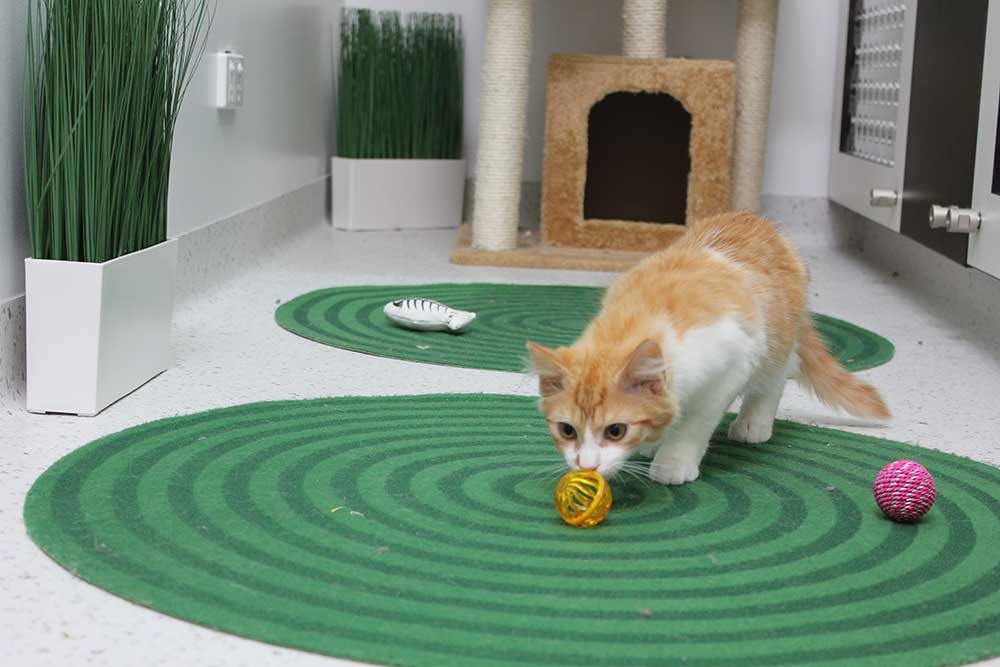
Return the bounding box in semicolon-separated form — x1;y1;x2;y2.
541;54;734;253
451;0;779;271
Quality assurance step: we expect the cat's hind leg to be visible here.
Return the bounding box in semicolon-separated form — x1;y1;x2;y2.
728;351;798;444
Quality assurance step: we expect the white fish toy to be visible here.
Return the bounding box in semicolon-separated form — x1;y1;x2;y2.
383;298;477;332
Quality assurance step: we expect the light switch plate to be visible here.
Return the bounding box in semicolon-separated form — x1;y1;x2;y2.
214;51;244;109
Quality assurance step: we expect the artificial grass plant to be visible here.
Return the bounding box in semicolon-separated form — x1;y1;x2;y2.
23;0;213;263
336;8;463;160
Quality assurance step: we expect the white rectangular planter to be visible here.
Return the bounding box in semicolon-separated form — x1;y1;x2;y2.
332;157;465;231
25;239;179;416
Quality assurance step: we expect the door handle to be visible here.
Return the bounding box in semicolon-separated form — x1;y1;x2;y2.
869;188;899;207
928;205;982;234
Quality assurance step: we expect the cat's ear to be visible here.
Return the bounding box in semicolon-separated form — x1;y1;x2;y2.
527;342;568;397
620;339;666;396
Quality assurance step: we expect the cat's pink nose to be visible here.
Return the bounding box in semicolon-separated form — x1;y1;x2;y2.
575;454;598;471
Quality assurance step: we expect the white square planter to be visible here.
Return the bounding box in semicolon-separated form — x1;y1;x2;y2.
332;157;465;231
25;239;179;416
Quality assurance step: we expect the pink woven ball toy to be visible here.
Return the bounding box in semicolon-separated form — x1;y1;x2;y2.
873;460;936;522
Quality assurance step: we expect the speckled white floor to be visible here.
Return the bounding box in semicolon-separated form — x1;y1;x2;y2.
3;220;1000;666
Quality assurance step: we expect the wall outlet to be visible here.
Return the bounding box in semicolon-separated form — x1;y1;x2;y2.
214;51;244;109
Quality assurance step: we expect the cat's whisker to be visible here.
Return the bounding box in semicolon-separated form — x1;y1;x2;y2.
615;467;656;490
527;462;571;481
622;465;655;481
620;462;653;475
616;462;648;475
614;467;639;481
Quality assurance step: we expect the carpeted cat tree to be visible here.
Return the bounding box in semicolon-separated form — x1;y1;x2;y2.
452;0;780;270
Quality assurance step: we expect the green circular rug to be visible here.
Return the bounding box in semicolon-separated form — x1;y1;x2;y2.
275;284;894;373
25;394;1000;667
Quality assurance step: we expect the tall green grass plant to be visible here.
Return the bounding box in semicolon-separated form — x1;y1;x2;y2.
24;0;213;263
337;9;463;160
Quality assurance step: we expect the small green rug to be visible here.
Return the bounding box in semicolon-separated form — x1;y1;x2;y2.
25;394;1000;667
274;284;894;373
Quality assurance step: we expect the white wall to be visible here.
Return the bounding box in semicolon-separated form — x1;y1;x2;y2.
0;3;29;303
763;0;839;197
522;1;624;181
0;0;340;302
168;0;340;235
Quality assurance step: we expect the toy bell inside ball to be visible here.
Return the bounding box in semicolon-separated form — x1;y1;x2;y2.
555;470;612;527
873;459;936;523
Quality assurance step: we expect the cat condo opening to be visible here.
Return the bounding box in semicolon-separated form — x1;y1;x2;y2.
583;91;692;228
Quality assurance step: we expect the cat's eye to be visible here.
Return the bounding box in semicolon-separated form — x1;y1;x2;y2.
557;422;577;439
605;423;628;441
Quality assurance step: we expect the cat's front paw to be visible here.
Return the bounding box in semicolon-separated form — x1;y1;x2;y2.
649;458;700;485
727;415;774;443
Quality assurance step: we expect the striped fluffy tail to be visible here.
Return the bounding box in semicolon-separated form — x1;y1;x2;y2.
797;319;891;420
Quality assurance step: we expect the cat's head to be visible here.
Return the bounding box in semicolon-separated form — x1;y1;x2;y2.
527;339;676;476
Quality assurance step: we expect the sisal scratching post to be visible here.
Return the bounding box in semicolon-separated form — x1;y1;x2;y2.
472;0;533;251
731;0;779;212
623;0;668;58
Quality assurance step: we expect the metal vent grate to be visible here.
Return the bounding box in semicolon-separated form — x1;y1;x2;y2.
841;1;906;166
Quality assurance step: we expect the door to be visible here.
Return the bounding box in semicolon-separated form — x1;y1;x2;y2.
829;0;918;231
968;0;1000;279
899;0;988;263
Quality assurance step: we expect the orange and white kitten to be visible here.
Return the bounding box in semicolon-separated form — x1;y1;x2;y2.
527;212;889;485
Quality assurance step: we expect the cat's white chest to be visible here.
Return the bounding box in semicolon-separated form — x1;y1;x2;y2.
668;316;764;403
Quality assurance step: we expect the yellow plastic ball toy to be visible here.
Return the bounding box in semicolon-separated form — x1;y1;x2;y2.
555;470;612;527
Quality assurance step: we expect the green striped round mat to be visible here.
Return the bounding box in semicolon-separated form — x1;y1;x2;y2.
25;394;1000;667
275;284;894;372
